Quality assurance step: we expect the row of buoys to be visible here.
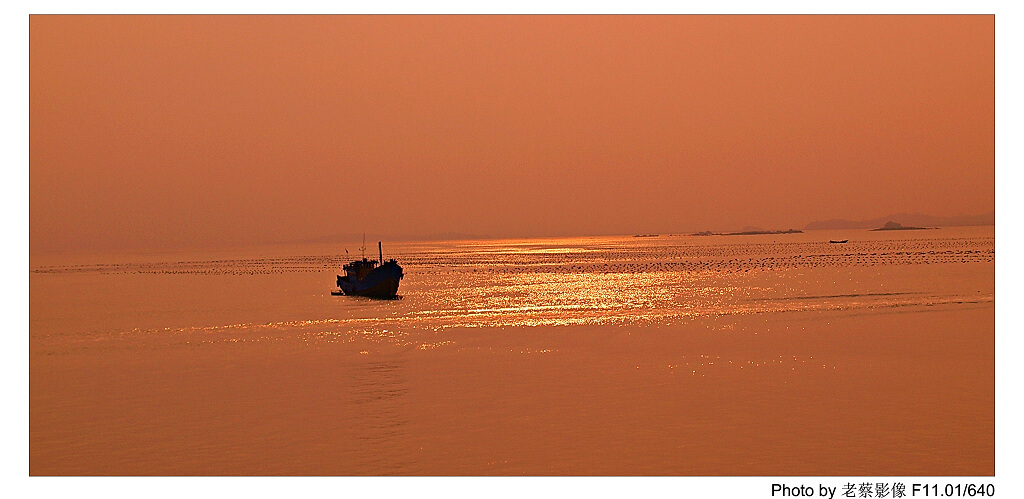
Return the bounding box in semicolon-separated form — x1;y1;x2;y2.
454;249;995;275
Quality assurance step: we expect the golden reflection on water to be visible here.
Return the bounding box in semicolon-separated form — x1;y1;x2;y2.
30;230;996;475
669;354;839;377
30;232;995;352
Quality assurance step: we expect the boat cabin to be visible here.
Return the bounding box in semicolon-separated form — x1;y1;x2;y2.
343;258;378;280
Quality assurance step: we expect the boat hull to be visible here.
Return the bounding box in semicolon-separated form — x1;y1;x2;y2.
338;261;403;298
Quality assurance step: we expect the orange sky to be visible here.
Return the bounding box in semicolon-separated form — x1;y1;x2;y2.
30;15;994;252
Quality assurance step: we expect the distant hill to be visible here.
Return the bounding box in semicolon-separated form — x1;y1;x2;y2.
870;221;932;231
725;229;802;236
690;228;802;236
804;212;994;230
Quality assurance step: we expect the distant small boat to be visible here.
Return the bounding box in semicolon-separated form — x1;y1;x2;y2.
829;239;849;244
334;241;403;299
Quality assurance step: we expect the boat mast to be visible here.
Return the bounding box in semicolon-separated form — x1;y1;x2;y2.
379;241;383;265
360;233;366;260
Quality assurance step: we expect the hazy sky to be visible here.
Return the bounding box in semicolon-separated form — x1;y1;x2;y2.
30;15;994;252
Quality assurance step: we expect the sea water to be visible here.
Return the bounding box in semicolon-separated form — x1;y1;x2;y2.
29;227;994;475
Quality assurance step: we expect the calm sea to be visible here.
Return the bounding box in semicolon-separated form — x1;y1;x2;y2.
29;227;995;475
31;227;993;353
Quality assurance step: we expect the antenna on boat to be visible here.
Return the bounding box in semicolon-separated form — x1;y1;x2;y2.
360;233;366;259
379;241;383;265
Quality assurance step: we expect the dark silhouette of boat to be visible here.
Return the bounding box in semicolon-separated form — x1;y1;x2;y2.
829;239;849;244
332;241;403;299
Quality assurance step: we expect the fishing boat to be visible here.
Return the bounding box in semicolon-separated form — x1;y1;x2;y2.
333;241;404;298
829;239;849;244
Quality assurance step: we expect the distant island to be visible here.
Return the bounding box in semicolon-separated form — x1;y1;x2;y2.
725;228;803;236
870;221;934;231
805;211;992;231
691;228;803;236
